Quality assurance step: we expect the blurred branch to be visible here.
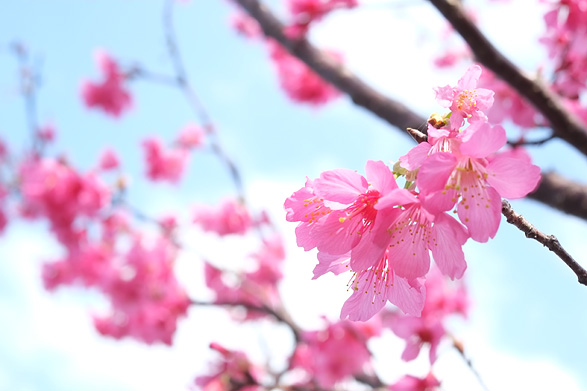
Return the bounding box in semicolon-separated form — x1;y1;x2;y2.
234;0;587;222
408;127;587;286
528;171;587;220
428;0;587;158
11;42;41;153
162;0;247;203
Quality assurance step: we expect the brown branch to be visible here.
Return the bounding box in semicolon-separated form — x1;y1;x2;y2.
502;200;587;286
428;0;587;158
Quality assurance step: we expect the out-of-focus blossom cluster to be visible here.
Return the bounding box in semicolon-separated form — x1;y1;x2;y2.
81;51;132;117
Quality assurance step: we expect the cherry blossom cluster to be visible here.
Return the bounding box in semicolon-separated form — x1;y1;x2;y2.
541;0;587;98
285;65;541;322
81;50;132;117
284;0;358;38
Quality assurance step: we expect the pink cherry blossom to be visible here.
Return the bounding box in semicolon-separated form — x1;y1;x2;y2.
434;64;494;128
193;198;252;236
386;269;467;364
81;50;132;117
291;319;376;387
37;123;56;143
230;11;261;38
390;372;441;391
477;66;541;128
285;0;358;38
268;41;340;105
142;137;188;184
540;0;587;97
195;343;262;391
176;123;205;149
416;122;541;242
285;160;397;256
95;235;190;344
363;188;469;281
98;148;120;171
19;156;111;246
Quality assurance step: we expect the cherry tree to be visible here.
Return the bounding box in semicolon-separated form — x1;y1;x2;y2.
1;0;587;390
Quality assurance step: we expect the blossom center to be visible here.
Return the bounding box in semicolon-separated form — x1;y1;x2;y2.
455;89;478;113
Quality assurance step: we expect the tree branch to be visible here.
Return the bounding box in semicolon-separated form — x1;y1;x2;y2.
427;0;587;158
502;200;587;286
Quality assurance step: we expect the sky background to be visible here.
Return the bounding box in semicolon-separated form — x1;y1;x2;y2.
1;0;587;390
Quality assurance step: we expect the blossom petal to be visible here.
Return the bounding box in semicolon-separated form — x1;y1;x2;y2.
457;64;481;89
365;160;398;195
431;213;468;279
457;186;501;242
340;271;390;322
313;168;368;204
417;152;457;195
312;211;361;254
399;142;431;171
387;276;425;317
313;252;350;279
460;122;506;158
376;188;418;210
486;154;541;198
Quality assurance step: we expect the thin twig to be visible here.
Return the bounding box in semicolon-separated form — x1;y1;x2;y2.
451;337;490;391
11;42;41;154
507;134;556;148
163;0;247;202
501;200;587;286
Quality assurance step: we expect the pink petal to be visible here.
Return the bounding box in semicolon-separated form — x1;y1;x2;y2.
365;160;398;194
313;168;368;204
457;186;501;243
340;272;389;322
457;64;481;89
431;213;468;279
312;211;362;254
376;188;418;210
295;223;318;251
313;252;350;279
420;190;458;215
387;276;425;317
399;142;432;171
486;155;541;198
434;85;456;107
350;229;387;271
417;153;457;195
460;122;506;158
388;233;431;280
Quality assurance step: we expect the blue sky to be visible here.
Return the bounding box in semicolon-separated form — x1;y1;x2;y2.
1;0;587;390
